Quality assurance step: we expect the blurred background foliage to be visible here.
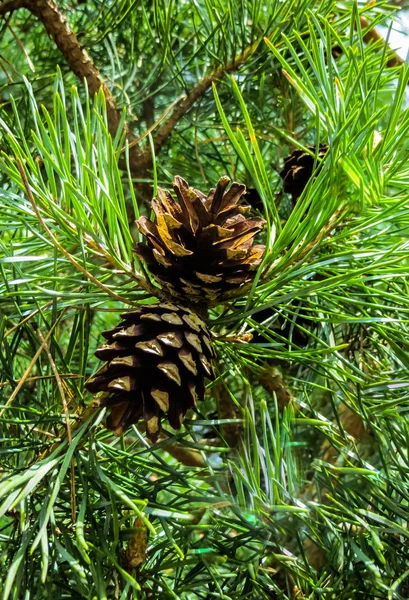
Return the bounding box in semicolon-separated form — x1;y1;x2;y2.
1;0;409;598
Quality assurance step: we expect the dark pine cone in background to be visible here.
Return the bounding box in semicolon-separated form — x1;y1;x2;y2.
134;176;265;306
249;305;309;347
85;302;216;441
280;144;328;201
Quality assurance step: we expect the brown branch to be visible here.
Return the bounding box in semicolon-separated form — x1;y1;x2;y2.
156;438;208;468
133;39;261;171
132;13;403;172
360;16;404;68
1;1;405;186
1;0;265;186
0;0;124;138
1;0;262;177
122;517;147;572
259;367;293;412
0;0;26;12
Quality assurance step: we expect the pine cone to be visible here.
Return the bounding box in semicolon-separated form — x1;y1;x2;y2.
134;176;265;306
243;187;263;212
280;144;328;200
85;302;216;441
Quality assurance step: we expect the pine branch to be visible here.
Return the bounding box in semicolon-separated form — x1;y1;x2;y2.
360;16;404;68
0;2;403;187
0;0;123;137
132;39;262;171
0;0;25;12
0;0;262;180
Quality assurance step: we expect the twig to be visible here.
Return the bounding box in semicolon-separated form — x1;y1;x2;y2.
126;430;208;467
33;324;77;523
7;23;34;71
0;318;59;418
154;435;208;468
132;39;261;171
0;373;82;387
126;94;186;149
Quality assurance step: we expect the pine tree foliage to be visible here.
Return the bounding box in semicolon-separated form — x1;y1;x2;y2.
0;1;409;598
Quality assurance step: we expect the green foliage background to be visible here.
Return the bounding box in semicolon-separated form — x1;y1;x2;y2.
1;0;409;598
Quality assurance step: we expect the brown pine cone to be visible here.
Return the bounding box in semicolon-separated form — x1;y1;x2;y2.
85;302;216;441
280;144;328;200
134;176;265;307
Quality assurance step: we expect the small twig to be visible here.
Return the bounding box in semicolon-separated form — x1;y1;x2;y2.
33;324;77;523
32;427;57;438
0;373;83;387
150;433;208;468
0;318;59;418
0;54;14;83
7;23;34;71
133;39;261;171
292;209;344;264
127;94;186;149
4;299;55;337
125;428;208;467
